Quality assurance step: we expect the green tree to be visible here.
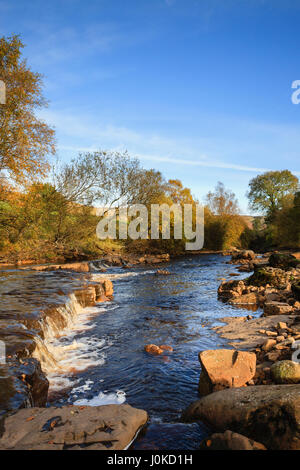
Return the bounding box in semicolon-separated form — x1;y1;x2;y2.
247;170;299;219
0;35;55;184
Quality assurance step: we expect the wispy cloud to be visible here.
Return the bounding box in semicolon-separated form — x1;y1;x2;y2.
45;109;300;176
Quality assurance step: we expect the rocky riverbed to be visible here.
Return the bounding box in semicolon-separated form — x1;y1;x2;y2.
1;251;300;451
181;250;300;450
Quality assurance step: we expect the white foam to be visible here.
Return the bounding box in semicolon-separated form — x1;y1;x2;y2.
32;293;112;392
91;270;155;282
73;390;126;406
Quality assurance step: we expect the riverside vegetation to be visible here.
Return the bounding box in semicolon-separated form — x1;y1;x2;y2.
1;34;300;451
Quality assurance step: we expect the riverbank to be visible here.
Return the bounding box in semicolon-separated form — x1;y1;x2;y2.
1;251;299;450
182;250;300;450
0;253;244;450
0;249;228;270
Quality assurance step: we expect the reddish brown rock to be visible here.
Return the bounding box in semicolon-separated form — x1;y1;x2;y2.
155;269;170;275
159;345;173;352
23;262;90;273
74;286;96;307
262;339;277;352
229;293;258;305
103;280;113;297
218;280;246;301
198;349;256;396
144;344;163;355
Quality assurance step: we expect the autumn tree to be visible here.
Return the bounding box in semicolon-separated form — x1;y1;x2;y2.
205;181;239;216
166;179;195;205
53;150;167;209
0;35;55;184
247;170;299;219
204;182;247;250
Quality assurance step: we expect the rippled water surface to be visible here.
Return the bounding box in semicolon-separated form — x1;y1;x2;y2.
54;255;256;448
1;254;258;449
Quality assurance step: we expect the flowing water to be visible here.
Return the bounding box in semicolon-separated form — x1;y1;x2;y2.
0;254;259;449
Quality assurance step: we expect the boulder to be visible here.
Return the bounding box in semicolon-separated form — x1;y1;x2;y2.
269;253;299;270
231;250;256;262
181;384;300;450
0;404;147;450
159;345;173;352
103;280;113;297
248;267;291;289
262;339;277;351
264;301;294;316
271;360;300;384
199;430;267;450
218;280;245;301
229;293;259;305
198;349;256;396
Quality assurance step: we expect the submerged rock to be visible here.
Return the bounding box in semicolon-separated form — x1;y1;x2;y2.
182;384;300;450
155;269;170;275
198;349;256;396
229;292;259;305
0;404;148;450
144;344;163;355
159;345;173;352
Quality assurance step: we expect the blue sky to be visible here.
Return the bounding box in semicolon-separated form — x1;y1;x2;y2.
1;0;300;213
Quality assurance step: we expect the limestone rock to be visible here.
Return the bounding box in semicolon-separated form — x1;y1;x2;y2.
231;250;256;262
264;302;293;316
262;339;277;351
229;293;258;305
198;349;256;396
103;280;113;297
0;404;148;450
218;280;245;301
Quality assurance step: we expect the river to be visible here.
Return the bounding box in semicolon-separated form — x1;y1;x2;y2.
0;254;257;449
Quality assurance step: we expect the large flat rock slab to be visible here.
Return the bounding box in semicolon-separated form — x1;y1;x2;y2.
182;384;300;450
0;404;147;450
213;315;296;349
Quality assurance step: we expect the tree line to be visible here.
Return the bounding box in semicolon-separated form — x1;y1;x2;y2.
0;35;299;263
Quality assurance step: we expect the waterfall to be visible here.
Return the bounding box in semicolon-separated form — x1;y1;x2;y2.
31;292;108;392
